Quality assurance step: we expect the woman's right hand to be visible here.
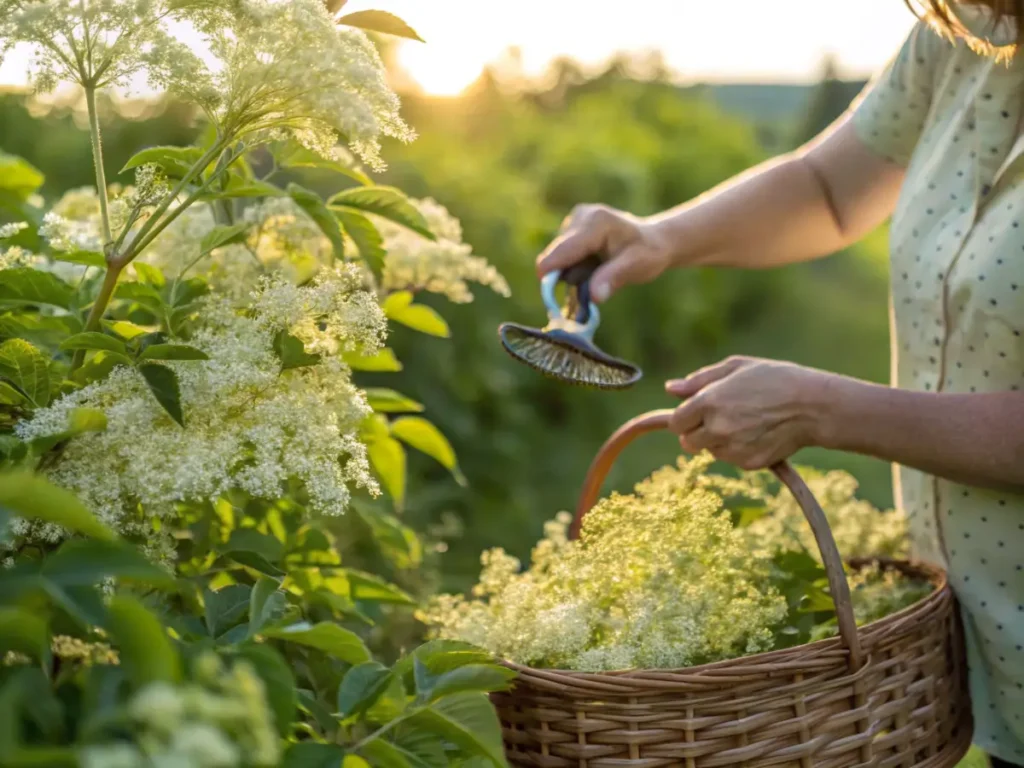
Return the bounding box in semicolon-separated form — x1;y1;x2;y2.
535;203;676;304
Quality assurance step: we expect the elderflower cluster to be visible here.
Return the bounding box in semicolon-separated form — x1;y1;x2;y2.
0;222;27;239
425;453;924;672
38;180;151;255
14;266;385;560
378;197;511;303
79;653;279;768
739;467;910;561
158;0;413;170
422;453;788;672
3;634;119;667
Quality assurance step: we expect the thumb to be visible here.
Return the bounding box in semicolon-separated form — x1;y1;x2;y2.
590;246;653;303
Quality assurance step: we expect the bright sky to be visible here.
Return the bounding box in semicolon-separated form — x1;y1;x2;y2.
0;0;919;96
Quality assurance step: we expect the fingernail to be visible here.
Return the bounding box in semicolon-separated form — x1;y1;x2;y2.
592;282;609;303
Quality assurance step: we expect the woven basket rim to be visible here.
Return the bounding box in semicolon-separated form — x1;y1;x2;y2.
499;556;949;681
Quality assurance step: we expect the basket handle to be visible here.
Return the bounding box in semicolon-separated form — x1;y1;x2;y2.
570;409;864;670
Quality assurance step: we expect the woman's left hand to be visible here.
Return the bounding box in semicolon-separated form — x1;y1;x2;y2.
666;356;836;470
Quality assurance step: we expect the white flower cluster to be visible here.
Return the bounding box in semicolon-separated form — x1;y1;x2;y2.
378;197;511;304
163;0;414;170
79;653;279;768
0;222;27;239
15;265;386;558
422;453;788;672
423;454;920;672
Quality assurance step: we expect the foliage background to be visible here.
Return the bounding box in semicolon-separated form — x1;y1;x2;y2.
0;52;893;598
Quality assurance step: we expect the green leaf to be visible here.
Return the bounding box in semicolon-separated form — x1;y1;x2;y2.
367;436;405;507
273;330;320;370
0;339;49;407
347;570;413;605
249;577;286;637
200;223;250;254
138;343;209;362
297;689;338;733
409;694;507;767
202;177;282;200
262;621;370;665
107;596;181;687
336;10;425;42
106;320;150;340
58;332;127;356
138;363;184;426
236;643;297;736
0;269;73;310
120;145;204;178
276;141;371;186
114;282;165;315
344;347;402;372
337;661;391;717
383;293;449;338
69;350;134;387
54;250;105;268
132;262;165;287
67;407;106;433
204;584;252;638
351;502;422;569
0;381;27;406
330;186;433;239
0;313;81;349
0;608;49;665
282;744;347;768
289;183;345;260
422;665;515;702
225;528;284;562
390;417;463;483
335;208;384;276
365;388;423;414
344;757;371;768
42;539;175;587
0;154;44;198
0;472;114;540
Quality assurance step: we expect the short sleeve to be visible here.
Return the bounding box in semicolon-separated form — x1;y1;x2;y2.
848;21;947;166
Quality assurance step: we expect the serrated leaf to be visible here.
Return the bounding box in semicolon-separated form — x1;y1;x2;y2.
276;141;370;185
0;472;114;540
288;183;345;260
204;584;252;638
330;186;432;239
335;208;384;276
120;145;204;178
107;596;182;687
262;621;370;664
0;339;49;407
201;177;282;200
336;10;424;42
390;417;462;482
200;223;250;254
236;643;297;736
138;344;209;362
138;363;184;426
383;294;449;338
54;250;105;268
409;694;507;767
272;330;320;370
365;388;423;414
347;570;413;605
249;576;286;637
132;262;165;287
337;661;391;717
344;347;401;372
0;153;44;198
423;665;515;702
367;436;405;507
0;268;73;310
0;313;81;349
42;539;174;587
59;332;127;356
106;320;150;340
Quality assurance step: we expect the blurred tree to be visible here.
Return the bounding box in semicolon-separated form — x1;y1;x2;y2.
792;55;866;147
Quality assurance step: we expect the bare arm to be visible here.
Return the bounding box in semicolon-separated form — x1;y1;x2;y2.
653;116;907;269
819;377;1024;492
536;116;908;300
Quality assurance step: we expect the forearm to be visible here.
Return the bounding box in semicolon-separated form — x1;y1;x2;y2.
648;118;905;270
815;376;1024;492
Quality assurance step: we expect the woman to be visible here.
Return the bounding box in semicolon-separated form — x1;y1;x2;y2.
537;1;1024;763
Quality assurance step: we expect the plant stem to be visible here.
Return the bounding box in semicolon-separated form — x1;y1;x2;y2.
84;85;113;248
70;262;124;370
349;712;412;753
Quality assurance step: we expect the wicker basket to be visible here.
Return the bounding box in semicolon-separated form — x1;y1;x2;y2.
493;409;972;768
